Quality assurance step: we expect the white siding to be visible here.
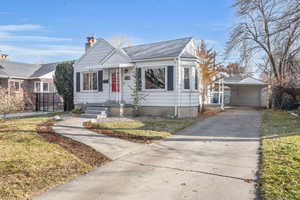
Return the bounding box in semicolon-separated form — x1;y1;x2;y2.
102;50;131;66
74;58;201;107
135;59;177;106
179;61;201;107
74;70;109;104
122;68;134;104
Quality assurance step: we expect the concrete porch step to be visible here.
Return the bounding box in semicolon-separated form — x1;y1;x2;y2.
85;110;105;115
86;106;109;111
80;113;98;118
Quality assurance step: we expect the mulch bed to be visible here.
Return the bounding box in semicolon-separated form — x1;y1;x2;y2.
36;121;111;167
83;121;156;144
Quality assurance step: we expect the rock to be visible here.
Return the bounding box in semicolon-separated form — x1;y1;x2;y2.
290;112;299;117
97;111;107;121
53;115;62;121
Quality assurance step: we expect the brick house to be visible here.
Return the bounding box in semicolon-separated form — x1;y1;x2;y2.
0;54;62;111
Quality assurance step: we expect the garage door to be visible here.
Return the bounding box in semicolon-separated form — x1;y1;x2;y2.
230;86;261;107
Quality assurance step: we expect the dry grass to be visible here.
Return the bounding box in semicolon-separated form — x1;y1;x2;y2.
0;117;93;200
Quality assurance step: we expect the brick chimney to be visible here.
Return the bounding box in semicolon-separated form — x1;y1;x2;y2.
0;54;8;60
85;36;97;52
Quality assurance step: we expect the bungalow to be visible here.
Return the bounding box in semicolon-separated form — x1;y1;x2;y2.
0;55;62;111
73;37;201;118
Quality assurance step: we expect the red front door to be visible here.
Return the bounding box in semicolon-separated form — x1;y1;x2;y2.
111;72;120;92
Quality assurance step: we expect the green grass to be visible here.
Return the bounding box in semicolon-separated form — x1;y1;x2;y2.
261;110;300;200
0;117;92;200
91;118;197;139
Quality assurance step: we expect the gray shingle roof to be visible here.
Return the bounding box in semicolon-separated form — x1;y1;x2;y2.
0;67;8;77
30;63;56;78
0;59;71;79
0;60;40;78
224;75;267;86
75;38;115;67
30;61;73;78
123;37;193;60
223;75;244;83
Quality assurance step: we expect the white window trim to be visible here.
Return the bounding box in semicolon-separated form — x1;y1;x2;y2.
34;81;41;93
183;67;191;91
142;66;167;92
34;81;51;93
81;71;98;92
13;81;21;92
42;82;49;93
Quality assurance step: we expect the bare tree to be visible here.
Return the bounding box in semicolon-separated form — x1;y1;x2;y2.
109;36;133;48
218;63;250;77
0;88;25;118
226;0;300;108
227;0;300;83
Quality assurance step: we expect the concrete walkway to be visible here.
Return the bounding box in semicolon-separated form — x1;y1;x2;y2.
34;109;261;200
0;111;49;119
53;117;145;160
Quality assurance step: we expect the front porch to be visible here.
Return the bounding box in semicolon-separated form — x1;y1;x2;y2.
79;102;134;118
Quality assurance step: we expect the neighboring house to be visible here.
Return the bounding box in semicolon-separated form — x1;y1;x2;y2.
0;55;62;111
223;75;268;107
74;37;201;118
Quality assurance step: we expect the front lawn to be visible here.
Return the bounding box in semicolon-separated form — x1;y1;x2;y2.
260;110;300;200
86;118;197;143
0;117;104;200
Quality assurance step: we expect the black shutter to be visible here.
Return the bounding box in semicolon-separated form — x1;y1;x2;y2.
195;69;198;90
76;72;80;92
136;68;142;91
167;66;174;91
98;70;103;92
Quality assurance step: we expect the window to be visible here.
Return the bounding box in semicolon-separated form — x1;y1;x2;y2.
83;72;97;91
35;82;41;92
184;68;190;89
144;68;166;90
43;82;49;92
14;81;20;91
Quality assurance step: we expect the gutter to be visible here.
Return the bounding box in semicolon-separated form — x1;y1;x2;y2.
131;57;178;62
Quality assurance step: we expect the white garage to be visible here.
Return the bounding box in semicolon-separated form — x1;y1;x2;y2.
224;76;268;107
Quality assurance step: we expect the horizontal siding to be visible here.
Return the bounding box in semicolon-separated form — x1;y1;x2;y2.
134;60;178;106
74;59;201;107
74;70;110;104
179;92;200;106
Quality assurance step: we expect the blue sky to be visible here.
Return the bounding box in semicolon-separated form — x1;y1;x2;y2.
0;0;236;63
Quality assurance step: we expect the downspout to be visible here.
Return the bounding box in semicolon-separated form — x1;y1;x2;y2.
175;56;181;118
174;58;178;117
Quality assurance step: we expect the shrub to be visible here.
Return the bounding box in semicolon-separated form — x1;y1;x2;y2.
281;93;297;110
72;108;83;114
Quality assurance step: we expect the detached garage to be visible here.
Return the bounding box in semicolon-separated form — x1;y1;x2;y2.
224;76;268;107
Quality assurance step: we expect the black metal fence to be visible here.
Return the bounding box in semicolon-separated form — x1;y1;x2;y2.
35;92;63;112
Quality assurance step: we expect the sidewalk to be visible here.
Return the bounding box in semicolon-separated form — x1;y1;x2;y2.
0;112;50;119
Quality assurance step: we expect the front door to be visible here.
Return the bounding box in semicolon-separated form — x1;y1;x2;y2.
109;69;121;103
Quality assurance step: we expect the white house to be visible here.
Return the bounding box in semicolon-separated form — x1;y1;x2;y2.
73;37;202;118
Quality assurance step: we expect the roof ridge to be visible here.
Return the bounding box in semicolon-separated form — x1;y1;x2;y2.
0;59;40;67
123;37;192;49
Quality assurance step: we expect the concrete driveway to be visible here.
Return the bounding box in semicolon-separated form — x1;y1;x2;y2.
34;109;261;200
